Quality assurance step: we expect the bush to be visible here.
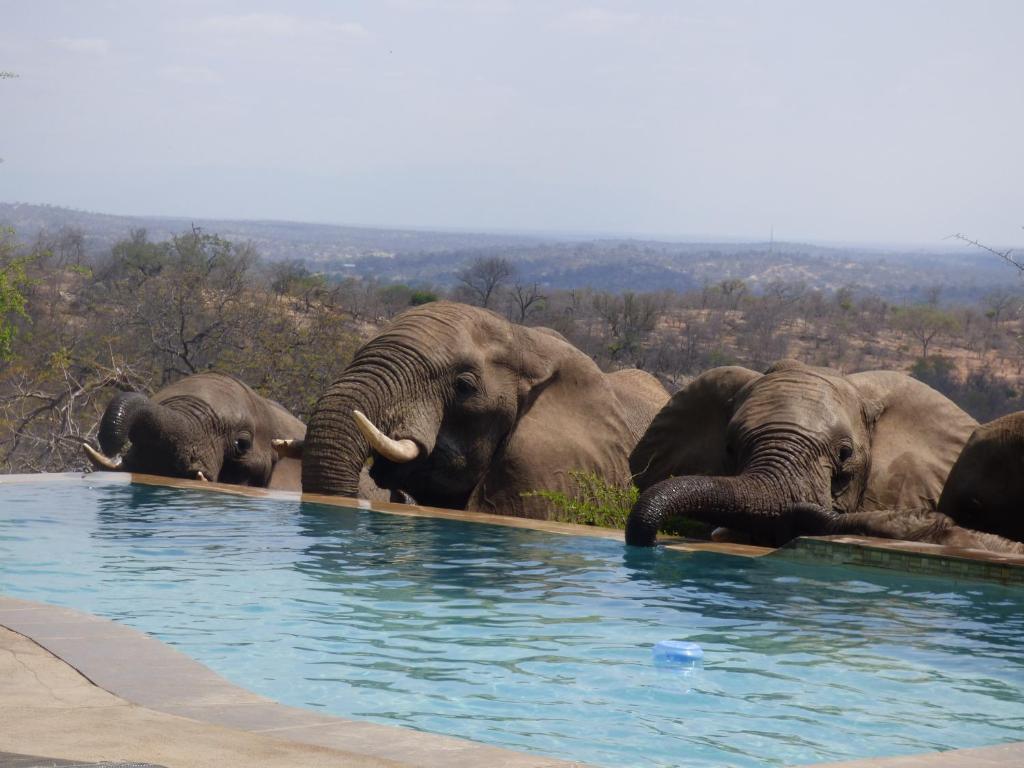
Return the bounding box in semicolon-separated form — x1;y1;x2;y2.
524;471;713;537
523;471;637;528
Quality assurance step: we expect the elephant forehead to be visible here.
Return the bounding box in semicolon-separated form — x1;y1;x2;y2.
734;372;856;430
155;372;249;400
365;310;515;368
387;301;497;337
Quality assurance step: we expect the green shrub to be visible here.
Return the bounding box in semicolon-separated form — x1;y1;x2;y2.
523;471;637;528
524;470;712;537
410;289;439;306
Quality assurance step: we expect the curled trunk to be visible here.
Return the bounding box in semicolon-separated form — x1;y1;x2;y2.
303;374;388;497
97;392;153;457
626;473;790;547
91;391;199;475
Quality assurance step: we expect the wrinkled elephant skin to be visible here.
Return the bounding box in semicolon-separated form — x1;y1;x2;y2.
627;360;979;547
302;301;670;518
84;372;305;489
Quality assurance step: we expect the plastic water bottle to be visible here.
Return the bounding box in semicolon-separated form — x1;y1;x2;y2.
652;640;704;672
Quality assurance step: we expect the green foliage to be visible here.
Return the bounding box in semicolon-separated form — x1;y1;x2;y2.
269;260;327;297
523;471;638;528
910;355;957;391
0;228;34;362
523;472;712;537
410;289;438;306
106;229;169;281
890;304;959;358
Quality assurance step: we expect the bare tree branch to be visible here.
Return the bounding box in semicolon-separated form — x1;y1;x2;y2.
948;232;1023;273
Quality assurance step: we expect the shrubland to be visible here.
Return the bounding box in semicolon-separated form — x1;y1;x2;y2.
3;225;1023;478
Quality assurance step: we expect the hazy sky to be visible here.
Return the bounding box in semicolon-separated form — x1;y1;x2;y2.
1;1;1021;245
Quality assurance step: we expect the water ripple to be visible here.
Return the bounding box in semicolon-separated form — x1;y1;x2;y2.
1;483;1023;768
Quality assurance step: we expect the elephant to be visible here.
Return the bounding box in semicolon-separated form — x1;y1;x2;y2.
936;411;1024;543
83;372;305;489
300;301;670;517
625;360;980;547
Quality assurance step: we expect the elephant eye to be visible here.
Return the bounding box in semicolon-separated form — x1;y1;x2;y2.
454;374;478;398
837;445;853;463
233;435;253;455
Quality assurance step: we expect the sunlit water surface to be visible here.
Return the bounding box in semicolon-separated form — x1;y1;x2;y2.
1;481;1022;767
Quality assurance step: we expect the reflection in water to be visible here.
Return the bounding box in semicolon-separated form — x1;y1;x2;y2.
2;482;1023;768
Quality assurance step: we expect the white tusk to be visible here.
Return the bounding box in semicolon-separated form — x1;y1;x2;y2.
196;471;210;482
272;438;304;459
352;410;419;464
83;443;123;470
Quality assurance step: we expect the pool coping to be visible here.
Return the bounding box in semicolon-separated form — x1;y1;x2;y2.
3;472;1024;767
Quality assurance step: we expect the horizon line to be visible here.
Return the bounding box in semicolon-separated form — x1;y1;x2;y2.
1;199;1016;254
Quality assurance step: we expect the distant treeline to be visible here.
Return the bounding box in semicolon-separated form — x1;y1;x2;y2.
2;225;1023;474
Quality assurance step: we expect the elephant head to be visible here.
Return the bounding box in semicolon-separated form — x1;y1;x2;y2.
302;301;667;517
626;360;978;546
83;372;305;489
938;412;1024;543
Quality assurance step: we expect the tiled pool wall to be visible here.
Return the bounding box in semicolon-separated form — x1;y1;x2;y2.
776;536;1024;587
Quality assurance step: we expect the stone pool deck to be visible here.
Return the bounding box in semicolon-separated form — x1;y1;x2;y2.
2;472;1024;767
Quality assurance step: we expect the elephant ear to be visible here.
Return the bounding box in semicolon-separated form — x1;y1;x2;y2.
468;327;639;518
629;366;760;492
847;371;978;510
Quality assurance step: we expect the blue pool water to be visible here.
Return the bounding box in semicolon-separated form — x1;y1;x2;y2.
1;479;1023;767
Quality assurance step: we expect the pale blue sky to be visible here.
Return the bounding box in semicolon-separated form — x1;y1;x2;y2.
1;0;1021;245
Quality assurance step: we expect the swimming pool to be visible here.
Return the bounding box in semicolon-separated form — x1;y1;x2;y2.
1;478;1022;767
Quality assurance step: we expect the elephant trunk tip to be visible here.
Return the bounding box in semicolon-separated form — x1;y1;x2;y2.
625;487;667;547
97;391;151;458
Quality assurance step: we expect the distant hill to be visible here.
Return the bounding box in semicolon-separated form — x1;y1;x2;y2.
0;201;540;261
1;201;1016;302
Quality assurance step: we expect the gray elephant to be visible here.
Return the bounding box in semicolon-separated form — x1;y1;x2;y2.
626;360;979;547
301;301;670;517
84;372;305;489
937;411;1024;543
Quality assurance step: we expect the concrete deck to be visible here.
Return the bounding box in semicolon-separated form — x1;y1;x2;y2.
0;624;402;768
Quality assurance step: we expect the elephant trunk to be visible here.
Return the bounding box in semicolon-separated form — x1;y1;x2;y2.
302;396;371;497
626;471;797;547
89;391;199;475
97;392;153;458
302;364;397;497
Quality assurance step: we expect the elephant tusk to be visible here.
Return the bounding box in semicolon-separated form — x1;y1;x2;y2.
352;410;419;464
271;438;304;459
83;443;123;470
196;471;210;482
